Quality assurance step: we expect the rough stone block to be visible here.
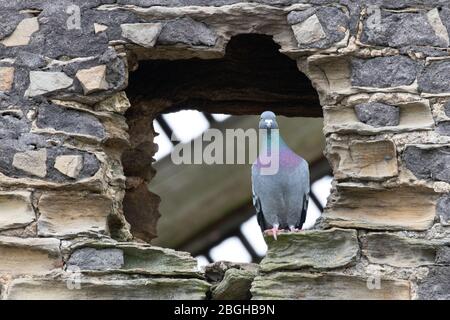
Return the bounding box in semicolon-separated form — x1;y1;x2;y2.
121;23;162;48
75;65;109;95
292;14;326;46
0;17;39;47
0;236;62;275
12;149;47;178
418;60;450;93
158;17;217;46
0;191;35;231
6;276;210;300
54;155;83;178
260;228;359;272
354;102;400;127
251;272;410;300
67;248;124;271
437;194;450;224
351;56;418;88
25;71;73;97
327;139;398;180
323;184;437;231
0;67;14;92
403;146;450;183
212;268;256;300
361;11;448;48
324;100;433;135
362;233;438;267
418;266;450;300
37;193;112;237
36;104;105;139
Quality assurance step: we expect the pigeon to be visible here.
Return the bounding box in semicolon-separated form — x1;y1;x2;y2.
251;111;310;240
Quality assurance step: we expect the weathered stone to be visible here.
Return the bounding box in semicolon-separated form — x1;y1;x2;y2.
324;184;436;231
75;65;109;95
212;268;256;300
0;236;61;275
351;56;418;88
204;261;258;283
158;17;217;46
0;67;14;92
354;102;400;127
95;91;131;114
36;104;105;139
67;248;124;271
121;23;162;48
403;146;450;183
444;100;450;118
12;149;47;178
94;23;108;34
437;194;450;224
37;193;112;237
324;100;434;135
362;233;437;267
328;139;398;180
54;155;83;178
436;247;450;264
418;266;450;300
251;272;411;300
260;229;359;272
25;71;73;97
0;192;35;231
292;14;326;46
436;121;450;136
361;11;447;48
0;17;39;47
7;276;210;300
418;60;450;93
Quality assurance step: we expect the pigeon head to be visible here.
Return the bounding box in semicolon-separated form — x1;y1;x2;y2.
259;111;278;130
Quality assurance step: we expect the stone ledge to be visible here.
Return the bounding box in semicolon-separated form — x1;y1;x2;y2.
5;275;210;300
260;228;359;272
251;272;411;300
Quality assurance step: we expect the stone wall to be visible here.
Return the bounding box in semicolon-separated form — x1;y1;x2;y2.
1;0;450;299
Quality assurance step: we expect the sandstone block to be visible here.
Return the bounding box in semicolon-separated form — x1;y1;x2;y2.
121;23;162;48
323;184;437;231
0;66;14;92
75;65;108;95
25;71;73;97
0;236;61;275
0;191;34;231
54;155;83;178
37;193;112;237
0;17;39;47
251;272;410;300
212;268;256;300
12;149;47;178
260;228;359;272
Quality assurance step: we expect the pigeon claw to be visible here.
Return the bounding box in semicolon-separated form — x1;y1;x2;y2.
263;226;280;241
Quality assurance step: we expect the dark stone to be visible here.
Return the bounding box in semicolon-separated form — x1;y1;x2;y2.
436;247;450;264
445;101;450;118
403;146;450;183
287;9;315;25
361;11;446;48
15;51;47;69
0;9;25;40
418;266;450;300
351;56;418;88
436;194;450;223
418;61;450;93
67;247;124;271
354;102;400;127
436;121;450;136
158;17;218;47
0;112;29;139
36;104;105;139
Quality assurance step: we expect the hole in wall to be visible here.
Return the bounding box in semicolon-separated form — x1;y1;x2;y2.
124;34;332;266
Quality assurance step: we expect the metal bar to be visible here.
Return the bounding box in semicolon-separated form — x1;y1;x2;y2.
204;251;214;263
202;112;217;124
236;229;261;262
309;190;324;212
156;114;179;145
